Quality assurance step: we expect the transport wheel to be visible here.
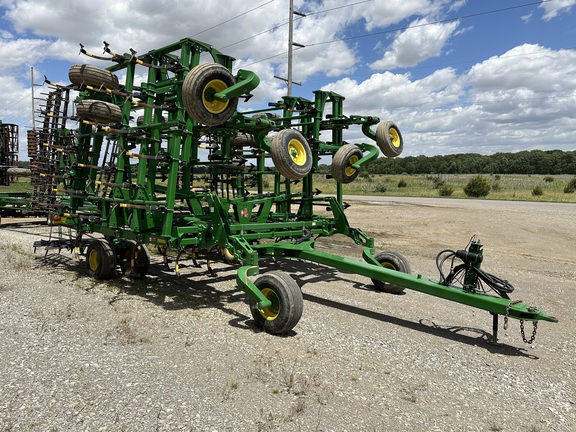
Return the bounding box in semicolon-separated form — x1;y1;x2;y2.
371;251;411;294
76;99;122;123
331;144;363;184
68;64;119;90
118;240;150;279
270;129;312;180
250;271;304;334
86;239;116;280
182;63;238;126
376;121;403;158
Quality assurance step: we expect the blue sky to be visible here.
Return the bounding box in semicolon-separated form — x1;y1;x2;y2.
0;0;575;161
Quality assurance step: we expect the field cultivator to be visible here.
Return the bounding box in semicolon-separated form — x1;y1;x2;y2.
21;38;556;342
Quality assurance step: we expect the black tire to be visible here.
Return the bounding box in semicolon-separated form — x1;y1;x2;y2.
118;240;150;279
182;63;238;126
250;271;303;334
376;121;403;158
76;99;122;123
69;64;119;90
230;132;255;147
136;115;167;126
86;239;116;280
270;129;312;180
331;144;363;184
371;251;411;294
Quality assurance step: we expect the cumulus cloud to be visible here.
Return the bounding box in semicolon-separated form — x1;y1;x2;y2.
539;0;576;20
370;19;460;69
321;42;576;156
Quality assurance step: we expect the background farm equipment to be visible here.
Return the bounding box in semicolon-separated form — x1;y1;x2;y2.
18;37;557;341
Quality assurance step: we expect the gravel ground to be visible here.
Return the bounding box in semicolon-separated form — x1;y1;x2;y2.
0;197;574;432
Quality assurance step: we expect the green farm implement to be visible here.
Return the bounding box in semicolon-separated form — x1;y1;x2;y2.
20;38;556;342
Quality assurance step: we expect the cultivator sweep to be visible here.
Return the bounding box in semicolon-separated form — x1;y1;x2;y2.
19;37;556;341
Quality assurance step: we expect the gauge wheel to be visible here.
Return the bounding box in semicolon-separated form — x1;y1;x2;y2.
376;121;403;158
76;99;122;123
371;251;411;294
270;129;312;180
249;271;303;334
118;240;150;279
86;239;116;280
69;64;119;90
182;63;238;126
331;144;363;184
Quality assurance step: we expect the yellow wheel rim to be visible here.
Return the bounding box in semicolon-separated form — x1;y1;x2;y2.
345;155;359;177
389;127;401;148
259;287;280;320
88;249;99;271
288;139;307;166
379;262;396;284
202;79;229;114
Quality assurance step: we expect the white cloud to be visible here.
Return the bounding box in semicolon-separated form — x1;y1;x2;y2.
321;43;576;156
370;19;460;69
539;0;576;20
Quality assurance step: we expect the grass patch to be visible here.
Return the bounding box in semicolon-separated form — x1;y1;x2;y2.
263;173;576;203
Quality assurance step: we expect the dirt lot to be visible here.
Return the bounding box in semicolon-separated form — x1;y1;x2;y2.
0;197;574;432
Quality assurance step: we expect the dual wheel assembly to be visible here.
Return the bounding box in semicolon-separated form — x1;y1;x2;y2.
86;238;150;280
331;121;404;184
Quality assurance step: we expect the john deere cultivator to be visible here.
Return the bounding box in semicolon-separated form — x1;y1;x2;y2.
29;38;556;340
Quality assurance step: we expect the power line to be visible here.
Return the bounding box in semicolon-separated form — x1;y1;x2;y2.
306;0;554;48
191;0;276;38
218;0;372;52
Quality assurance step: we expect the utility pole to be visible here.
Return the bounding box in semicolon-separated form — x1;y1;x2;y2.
275;0;305;96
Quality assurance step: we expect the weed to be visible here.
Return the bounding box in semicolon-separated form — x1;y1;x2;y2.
489;421;504;431
532;185;544;196
373;182;387;193
438;184;454;196
400;382;427;403
464;175;490;197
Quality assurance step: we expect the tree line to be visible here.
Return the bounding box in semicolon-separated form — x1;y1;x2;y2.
364;149;576;175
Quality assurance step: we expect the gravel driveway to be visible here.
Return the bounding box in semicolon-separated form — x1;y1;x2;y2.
1;197;574;431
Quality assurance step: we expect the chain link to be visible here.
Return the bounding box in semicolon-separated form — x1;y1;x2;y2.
503;299;538;344
520;320;538;344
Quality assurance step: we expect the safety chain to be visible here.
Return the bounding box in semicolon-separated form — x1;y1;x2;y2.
504;299;539;344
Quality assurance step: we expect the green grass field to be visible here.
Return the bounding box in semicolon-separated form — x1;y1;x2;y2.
3;173;576;203
268;173;576;203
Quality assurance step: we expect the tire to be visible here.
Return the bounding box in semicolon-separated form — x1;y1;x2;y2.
118;240;150;279
69;64;119;90
376;121;403;158
230;132;255;147
270;129;312;180
182;63;238;126
371;251;411;294
136;115;167;126
331;144;363;184
76;99;122;123
250;271;303;334
86;239;116;280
